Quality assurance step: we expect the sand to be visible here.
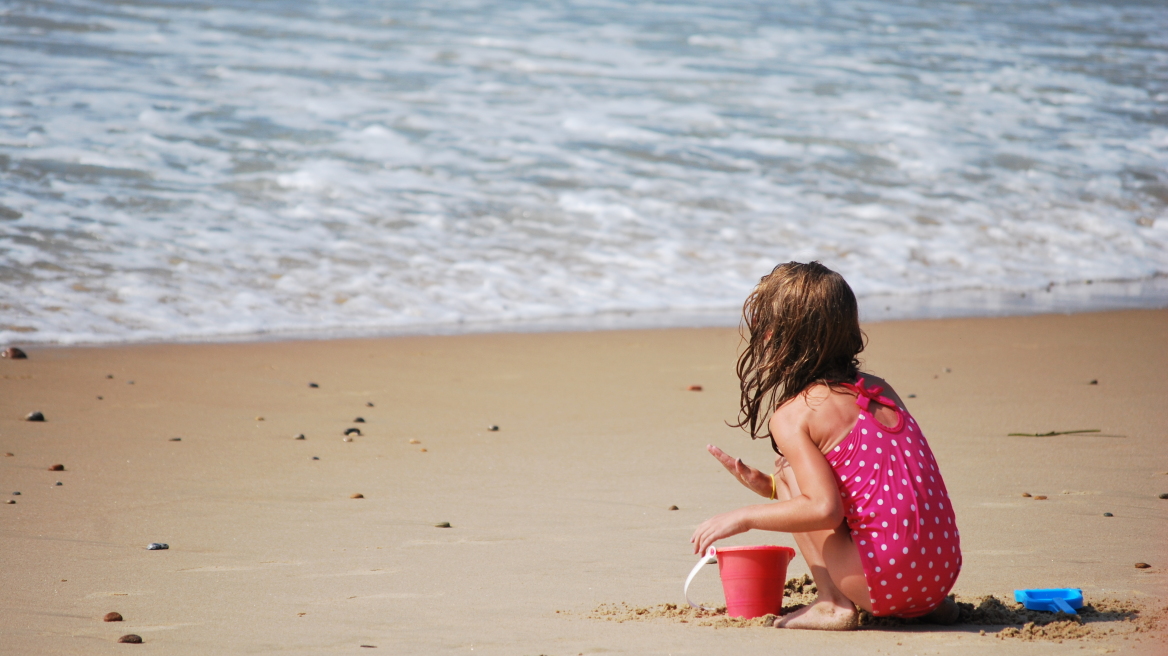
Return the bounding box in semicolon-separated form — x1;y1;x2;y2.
1;309;1166;655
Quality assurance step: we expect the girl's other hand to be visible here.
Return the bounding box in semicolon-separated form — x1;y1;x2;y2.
707;444;773;498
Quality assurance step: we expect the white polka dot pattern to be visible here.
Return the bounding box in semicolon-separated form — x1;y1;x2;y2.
827;379;961;618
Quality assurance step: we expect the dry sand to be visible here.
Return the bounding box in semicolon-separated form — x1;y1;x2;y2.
1;309;1166;655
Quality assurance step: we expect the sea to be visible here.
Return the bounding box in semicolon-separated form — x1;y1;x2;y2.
2;0;1166;345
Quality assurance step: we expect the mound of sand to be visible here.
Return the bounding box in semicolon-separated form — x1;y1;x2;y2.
585;578;1167;642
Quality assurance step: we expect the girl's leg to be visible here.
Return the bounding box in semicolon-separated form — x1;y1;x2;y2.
772;463;871;630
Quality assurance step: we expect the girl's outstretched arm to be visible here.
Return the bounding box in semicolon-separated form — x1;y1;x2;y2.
691;404;844;554
705;444;774;498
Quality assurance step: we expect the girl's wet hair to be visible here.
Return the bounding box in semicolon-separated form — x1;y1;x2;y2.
733;261;865;440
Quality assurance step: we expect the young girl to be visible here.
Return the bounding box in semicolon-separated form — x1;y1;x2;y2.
691;261;961;630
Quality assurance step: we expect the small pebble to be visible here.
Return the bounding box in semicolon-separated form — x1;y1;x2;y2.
3;452;12;457
117;634;142;644
55;481;63;486
350;493;364;499
308;382;319;388
668;505;679;511
294;434;305;440
255;416;264;421
312;456;319;460
907;394;916;398
944;368;952;373
97;396;103;400
360;646;377;649
686;385;703;391
1021;492;1031;497
1089;379;1098;385
106;374;114;379
487;425;499;431
366;402;374;407
5;500;13;504
343;437;353;442
1134;563;1151;569
420;448;428;452
1159;493;1168;499
409;439;420;444
49;464;64;471
2;347;28;359
146;543;169;550
1033;495;1048;500
344;428;362;436
434;522;451;528
1103;512;1113;517
25;411;45;422
169;437;181;441
104;612;123;622
127;381;134;385
354;417;365;423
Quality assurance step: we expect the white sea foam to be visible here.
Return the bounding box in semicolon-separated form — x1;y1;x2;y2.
0;0;1166;344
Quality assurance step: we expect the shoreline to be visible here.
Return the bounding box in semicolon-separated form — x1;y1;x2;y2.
5;275;1168;349
2;310;1165;654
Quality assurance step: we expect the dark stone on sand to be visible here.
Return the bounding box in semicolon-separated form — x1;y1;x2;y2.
49;464;64;471
1103;512;1113;517
1134;563;1151;569
487;425;499;431
669;505;679;511
104;612;123;622
907;394;916;398
308;382;319;388
97;396;103;400
55;481;63;486
1021;492;1031;497
344;428;362;436
146;543;169;550
360;646;377;649
127;381;134;385
312;456;319;460
25;411;45;422
169;437;181;441
434;522;451;528
12;491;19;495
687;385;703;391
354;417;365;422
366;402;374;407
350;493;364;499
117;634;142;643
294;434;305;440
1159;493;1168;499
1089;379;1098;385
3;452;12;457
2;347;27;359
5;500;13;504
107;374;114;379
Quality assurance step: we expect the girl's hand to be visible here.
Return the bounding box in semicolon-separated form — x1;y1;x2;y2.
707;444;773;498
690;508;748;555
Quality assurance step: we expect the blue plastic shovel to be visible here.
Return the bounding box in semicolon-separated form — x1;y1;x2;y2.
1014;588;1083;615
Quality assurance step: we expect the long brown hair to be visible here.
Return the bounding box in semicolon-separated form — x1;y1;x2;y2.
733;261;865;440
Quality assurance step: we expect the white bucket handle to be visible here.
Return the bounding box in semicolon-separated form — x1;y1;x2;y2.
684;546;719;610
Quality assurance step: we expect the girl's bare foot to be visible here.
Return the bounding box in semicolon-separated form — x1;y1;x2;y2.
774;597;859;631
920;596;960;625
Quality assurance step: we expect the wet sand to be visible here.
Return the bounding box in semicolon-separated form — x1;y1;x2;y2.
1;309;1166;655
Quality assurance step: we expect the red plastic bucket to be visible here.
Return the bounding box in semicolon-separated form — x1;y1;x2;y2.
685;545;796;618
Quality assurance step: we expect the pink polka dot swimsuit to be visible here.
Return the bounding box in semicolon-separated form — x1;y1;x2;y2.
827;378;961;618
